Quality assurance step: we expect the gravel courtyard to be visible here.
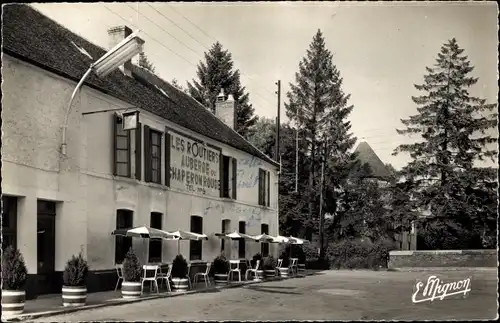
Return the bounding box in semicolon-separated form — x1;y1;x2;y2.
31;269;498;321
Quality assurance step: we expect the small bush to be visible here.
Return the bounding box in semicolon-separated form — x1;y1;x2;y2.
122;248;142;282
172;254;188;278
1;246;28;290
213;254;229;274
262;256;276;270
63;252;89;286
326;238;396;270
301;244;319;262
250;253;262;269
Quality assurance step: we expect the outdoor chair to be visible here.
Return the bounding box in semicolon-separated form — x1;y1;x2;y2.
115;264;124;291
194;262;212;287
228;260;242;282
245;259;262;281
275;259;283;276
290;258;299;277
156;264;172;292
187;263;192;289
141;265;160;294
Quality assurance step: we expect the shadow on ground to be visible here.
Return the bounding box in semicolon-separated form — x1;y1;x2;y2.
244;285;302;295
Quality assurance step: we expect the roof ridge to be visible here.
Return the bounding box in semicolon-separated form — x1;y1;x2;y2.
133;66;278;166
4;4;279;168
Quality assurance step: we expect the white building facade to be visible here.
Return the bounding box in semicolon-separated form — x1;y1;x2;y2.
2;5;279;298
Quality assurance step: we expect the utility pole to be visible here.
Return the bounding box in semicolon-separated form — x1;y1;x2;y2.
275;80;281;162
318;152;325;260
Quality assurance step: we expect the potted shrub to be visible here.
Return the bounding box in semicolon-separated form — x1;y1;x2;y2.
1;246;28;317
171;254;189;291
121;248;142;299
278;250;290;278
62;252;89;307
213;254;229;285
262;256;276;279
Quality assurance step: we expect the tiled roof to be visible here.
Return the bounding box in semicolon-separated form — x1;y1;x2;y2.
353;141;392;179
2;4;278;167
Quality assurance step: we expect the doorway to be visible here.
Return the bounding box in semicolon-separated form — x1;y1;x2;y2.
37;200;57;295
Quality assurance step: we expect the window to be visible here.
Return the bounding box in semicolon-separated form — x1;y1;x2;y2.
238;221;246;259
190;216;203;260
115;210;133;264
144;126;162;184
220;156;237;199
258;168;270;207
261;224;269;256
149;212;163;263
2;196;17;251
113;114;131;177
221;219;231;253
221;156;230;198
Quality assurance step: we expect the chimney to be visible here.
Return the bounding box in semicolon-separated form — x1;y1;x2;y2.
215;89;236;129
107;26;133;77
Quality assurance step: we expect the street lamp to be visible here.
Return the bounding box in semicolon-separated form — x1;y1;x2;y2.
61;31;145;156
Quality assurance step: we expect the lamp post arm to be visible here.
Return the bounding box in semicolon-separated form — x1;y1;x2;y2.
61;67;93;156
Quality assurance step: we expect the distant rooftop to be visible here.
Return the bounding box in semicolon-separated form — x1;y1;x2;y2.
353;141;392;179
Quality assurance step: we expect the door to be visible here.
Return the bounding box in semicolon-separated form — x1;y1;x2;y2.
37;200;56;295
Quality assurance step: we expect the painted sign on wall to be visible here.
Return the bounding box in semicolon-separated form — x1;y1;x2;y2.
170;132;221;197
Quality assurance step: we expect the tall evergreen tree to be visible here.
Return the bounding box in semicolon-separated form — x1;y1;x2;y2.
138;52;155;74
285;30;356;256
393;38;498;249
187;42;258;138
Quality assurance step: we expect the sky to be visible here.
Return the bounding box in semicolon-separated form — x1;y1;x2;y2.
31;2;498;169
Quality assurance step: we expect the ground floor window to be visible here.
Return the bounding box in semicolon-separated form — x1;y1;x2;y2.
190;216;203;260
115;209;133;264
149;212;163;263
2;196;18;251
261;224;269;256
221;219;230;253
238;221;246;259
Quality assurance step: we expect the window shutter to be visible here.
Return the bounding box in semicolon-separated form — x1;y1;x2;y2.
165;130;171;187
135;122;142;180
219;154;224;198
267;171;271;207
127;125;132;178
258;169;263;205
143;125;151;182
232;158;237;200
112;113;118;176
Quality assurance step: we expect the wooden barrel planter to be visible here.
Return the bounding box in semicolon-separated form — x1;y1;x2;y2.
264;270;276;279
121;282;141;299
214;274;228;285
279;267;289;278
62;286;87;307
171;278;189;291
1;290;25;316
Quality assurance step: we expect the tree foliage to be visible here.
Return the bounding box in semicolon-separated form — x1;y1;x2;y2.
122;248;141;282
63;251;89;286
138;52;156;74
284;29;356;251
171;78;188;93
393;38;498;249
187;42;258;138
1;245;28;290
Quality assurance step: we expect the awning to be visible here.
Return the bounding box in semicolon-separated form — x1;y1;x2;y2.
168;230;208;241
288;236;310;245
215;231;256;241
251;233;275;242
111;226;175;239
